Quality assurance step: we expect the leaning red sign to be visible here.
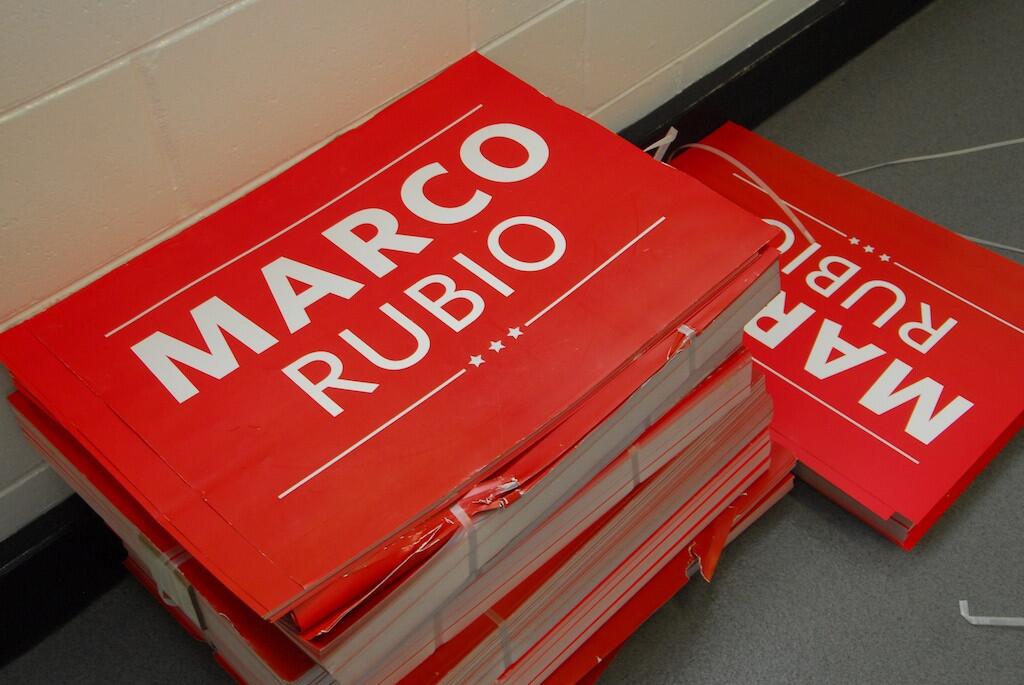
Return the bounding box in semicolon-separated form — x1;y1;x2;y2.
674;123;1024;547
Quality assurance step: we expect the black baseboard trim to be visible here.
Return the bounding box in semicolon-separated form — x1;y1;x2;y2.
0;496;125;664
618;0;933;151
0;0;933;664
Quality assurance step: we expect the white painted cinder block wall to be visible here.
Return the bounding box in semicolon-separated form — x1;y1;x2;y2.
0;0;815;540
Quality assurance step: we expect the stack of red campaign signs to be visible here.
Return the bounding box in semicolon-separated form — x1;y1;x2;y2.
673;124;1024;548
0;55;793;684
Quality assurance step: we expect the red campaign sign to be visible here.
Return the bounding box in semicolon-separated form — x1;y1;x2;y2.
0;56;773;616
674;124;1024;546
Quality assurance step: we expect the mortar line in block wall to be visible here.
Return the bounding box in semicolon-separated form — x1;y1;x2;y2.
0;0;254;126
587;0;781;121
0;65;449;332
477;0;580;52
135;57;191;219
102;104;483;338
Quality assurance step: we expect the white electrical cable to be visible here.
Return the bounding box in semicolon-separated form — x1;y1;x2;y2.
838;136;1024;177
836;136;1024;255
958;234;1024;256
651;128;1024;257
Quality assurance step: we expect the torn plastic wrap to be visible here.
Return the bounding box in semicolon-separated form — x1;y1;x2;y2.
287;324;694;642
419;427;770;683
546;447;795;685
687;443;796;582
284;248;780;649
285;321;695;637
357;360;772;683
288;471;537;643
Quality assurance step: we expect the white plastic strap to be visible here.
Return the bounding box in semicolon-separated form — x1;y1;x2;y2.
629;447;642;488
486;609;515;668
677;142;814;245
187;585;207;631
677;323;698;372
160;544;187;566
643;127;679;162
959;600;1024;628
432;609;446;648
450;503;479;576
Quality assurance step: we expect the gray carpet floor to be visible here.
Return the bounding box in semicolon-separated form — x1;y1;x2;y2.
3;0;1022;682
604;1;1024;683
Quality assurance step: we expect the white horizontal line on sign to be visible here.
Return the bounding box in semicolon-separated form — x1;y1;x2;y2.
524;215;667;328
278;368;468;499
754;359;920;465
105;104;485;339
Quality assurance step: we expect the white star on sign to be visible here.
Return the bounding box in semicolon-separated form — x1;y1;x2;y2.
489;340;505;353
850;237;861;245
469;355;485;367
880;254;891;262
863;245;875;253
507;327;523;339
